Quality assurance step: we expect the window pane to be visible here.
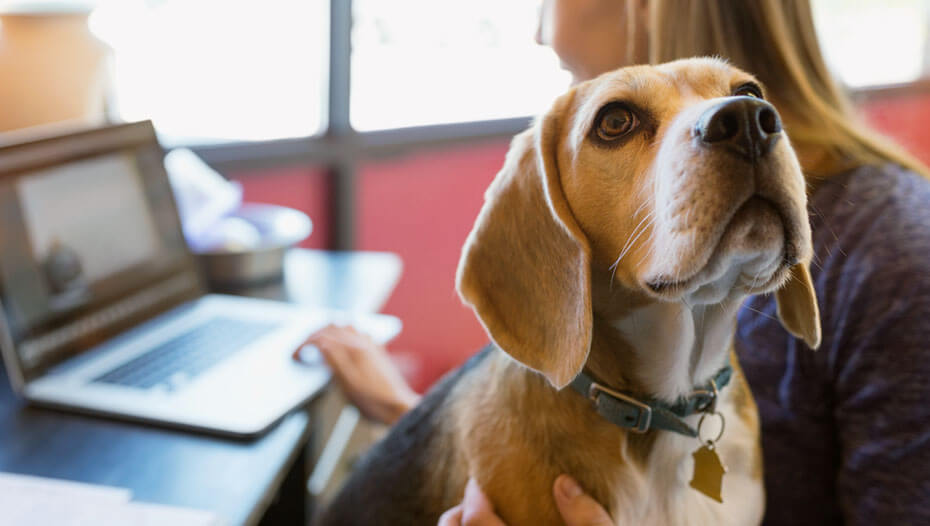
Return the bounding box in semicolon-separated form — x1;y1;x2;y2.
89;0;328;143
813;0;930;87
350;0;571;131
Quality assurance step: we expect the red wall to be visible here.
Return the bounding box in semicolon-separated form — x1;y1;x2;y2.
860;93;930;167
356;142;508;391
222;94;930;391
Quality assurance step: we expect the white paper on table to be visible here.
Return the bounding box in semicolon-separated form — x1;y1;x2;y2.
2;497;226;526
0;471;131;504
0;472;130;525
76;501;226;526
0;472;225;526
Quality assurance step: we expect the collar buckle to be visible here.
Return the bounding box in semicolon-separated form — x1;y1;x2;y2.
588;381;653;433
691;378;720;414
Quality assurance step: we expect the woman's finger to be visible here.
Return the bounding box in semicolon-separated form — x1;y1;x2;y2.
461;478;507;526
291;334;317;361
316;342;355;382
437;505;464;526
553;475;613;526
292;325;334;360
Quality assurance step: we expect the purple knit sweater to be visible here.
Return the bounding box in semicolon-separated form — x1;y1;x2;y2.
736;163;930;525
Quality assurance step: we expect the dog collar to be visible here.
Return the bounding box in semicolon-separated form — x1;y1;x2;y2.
569;361;732;437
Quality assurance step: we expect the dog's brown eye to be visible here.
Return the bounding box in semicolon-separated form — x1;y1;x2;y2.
597;106;637;141
733;82;764;99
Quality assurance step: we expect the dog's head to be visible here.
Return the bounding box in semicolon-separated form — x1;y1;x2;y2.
457;58;820;388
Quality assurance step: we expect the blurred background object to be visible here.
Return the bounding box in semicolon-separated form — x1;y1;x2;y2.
0;1;111;132
193;203;312;287
813;0;930;87
164;148;312;287
87;0;330;144
349;0;570;131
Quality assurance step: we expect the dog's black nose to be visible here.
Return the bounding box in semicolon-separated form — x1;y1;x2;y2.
696;97;782;161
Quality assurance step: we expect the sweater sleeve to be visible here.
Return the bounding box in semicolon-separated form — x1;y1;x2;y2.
823;186;930;525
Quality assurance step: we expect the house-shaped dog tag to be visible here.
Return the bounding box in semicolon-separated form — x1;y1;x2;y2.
690;444;727;503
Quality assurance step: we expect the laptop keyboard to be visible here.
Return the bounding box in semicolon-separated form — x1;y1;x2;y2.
93;317;279;390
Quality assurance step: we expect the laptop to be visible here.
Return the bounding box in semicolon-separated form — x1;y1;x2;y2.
0;121;401;437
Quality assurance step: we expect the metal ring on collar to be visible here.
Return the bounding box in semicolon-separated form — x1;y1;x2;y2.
697;411;726;445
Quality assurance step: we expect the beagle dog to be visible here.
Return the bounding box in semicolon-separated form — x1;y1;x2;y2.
317;57;820;525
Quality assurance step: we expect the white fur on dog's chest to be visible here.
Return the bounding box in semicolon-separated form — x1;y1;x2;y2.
607;406;764;526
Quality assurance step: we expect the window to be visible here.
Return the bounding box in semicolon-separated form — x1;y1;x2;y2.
70;0;930;141
813;0;930;87
89;0;329;143
349;0;571;131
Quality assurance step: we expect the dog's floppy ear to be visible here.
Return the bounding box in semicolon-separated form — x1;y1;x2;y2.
775;262;821;349
456;91;592;389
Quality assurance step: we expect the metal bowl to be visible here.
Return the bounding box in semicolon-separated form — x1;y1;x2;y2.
194;204;312;288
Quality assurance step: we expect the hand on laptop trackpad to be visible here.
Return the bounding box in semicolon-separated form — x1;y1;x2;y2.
292;313;402;367
295;344;323;366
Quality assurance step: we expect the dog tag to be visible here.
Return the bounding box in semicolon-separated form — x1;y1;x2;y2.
690;443;727;503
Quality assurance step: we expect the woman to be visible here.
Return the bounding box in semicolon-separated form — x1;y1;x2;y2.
304;1;930;524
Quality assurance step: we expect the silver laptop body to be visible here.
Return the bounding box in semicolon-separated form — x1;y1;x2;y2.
0;122;400;437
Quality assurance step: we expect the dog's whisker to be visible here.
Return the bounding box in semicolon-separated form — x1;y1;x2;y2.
635;234;658;267
624;215;656;253
630;199;651;220
748;268;763;292
616;212;654;263
742;305;780;323
609;212;655;289
610;214;649;270
616;217;656;269
808;202;847;257
635;244;652;267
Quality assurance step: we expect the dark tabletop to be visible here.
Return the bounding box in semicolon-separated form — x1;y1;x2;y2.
0;249;402;526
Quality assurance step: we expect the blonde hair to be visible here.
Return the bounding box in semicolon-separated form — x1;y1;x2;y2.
645;0;929;180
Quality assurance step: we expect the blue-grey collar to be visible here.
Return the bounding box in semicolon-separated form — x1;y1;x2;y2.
569;361;733;437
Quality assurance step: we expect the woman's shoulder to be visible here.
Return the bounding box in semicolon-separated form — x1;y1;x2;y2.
811;163;930;230
810;163;930;274
804;163;930;351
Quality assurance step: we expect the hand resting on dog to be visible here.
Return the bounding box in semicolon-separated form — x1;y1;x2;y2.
438;476;612;526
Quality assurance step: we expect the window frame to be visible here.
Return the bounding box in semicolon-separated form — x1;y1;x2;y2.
184;0;530;250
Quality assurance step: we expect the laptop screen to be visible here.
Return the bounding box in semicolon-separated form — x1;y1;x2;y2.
0;123;203;383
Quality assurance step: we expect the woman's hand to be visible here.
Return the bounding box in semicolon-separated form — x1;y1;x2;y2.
437;475;612;526
294;324;421;425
